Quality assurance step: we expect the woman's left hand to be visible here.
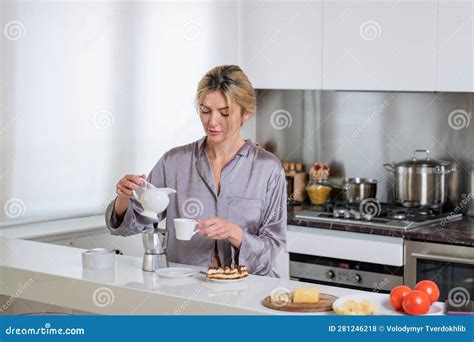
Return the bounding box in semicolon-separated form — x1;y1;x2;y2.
196;217;243;247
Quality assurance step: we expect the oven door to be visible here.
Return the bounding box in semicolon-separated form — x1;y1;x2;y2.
290;253;403;293
405;240;474;302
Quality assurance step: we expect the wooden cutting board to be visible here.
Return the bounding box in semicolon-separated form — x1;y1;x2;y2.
261;293;338;312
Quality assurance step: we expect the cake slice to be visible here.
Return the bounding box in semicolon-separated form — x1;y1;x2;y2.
206;265;248;280
293;287;320;304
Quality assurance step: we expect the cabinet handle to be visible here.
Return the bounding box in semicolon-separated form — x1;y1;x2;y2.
411;252;474;265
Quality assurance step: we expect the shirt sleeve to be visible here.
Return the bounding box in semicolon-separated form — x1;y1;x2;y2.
104;156;168;236
233;166;287;276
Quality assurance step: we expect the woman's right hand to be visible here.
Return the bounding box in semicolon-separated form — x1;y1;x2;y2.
116;174;146;199
114;174;146;218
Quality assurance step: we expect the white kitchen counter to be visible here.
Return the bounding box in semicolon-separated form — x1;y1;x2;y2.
0;237;402;315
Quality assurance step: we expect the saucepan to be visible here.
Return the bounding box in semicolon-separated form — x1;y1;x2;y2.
312;178;378;203
339;178;378;203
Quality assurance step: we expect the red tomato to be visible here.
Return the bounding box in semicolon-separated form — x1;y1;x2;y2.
402;290;431;315
390;285;411;311
415;280;440;304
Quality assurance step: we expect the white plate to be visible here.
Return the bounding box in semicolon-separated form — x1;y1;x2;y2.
155;267;197;279
207;276;248;283
333;293;443;316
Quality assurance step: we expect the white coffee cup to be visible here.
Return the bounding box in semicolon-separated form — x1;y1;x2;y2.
174;218;199;240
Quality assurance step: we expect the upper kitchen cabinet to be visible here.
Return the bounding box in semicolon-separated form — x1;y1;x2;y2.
436;0;474;92
240;0;323;89
322;0;437;91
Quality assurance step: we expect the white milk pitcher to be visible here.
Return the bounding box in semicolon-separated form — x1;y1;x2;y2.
132;180;176;219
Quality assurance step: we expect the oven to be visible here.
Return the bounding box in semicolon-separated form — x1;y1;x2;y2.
404;240;474;302
290;253;403;293
287;224;405;293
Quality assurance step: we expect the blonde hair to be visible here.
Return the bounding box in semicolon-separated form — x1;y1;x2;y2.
196;65;256;120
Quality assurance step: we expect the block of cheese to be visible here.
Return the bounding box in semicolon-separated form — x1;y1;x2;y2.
293;287;320;304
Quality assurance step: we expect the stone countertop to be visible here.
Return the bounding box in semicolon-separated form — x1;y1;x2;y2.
288;204;474;247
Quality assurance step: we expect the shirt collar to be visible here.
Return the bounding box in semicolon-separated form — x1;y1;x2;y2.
197;136;252;158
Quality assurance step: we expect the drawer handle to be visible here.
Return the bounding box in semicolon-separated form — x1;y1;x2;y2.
411;252;474;265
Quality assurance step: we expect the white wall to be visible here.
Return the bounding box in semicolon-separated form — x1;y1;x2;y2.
1;0;253;224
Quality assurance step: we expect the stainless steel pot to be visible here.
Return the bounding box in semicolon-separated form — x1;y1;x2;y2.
340;178;378;203
383;149;458;208
310;178;378;203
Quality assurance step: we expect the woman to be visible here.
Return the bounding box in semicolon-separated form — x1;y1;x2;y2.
105;65;287;277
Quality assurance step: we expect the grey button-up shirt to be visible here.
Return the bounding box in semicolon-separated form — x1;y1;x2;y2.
105;137;287;277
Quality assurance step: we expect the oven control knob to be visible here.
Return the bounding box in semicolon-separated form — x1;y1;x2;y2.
325;270;335;279
352;274;362;283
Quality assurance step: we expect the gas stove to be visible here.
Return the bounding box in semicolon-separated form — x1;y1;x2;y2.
294;201;463;230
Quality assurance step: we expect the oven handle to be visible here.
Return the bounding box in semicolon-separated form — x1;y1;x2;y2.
411;252;474;265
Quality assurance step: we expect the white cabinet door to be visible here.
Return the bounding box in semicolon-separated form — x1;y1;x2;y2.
240;0;323;89
323;0;437;91
437;0;474;92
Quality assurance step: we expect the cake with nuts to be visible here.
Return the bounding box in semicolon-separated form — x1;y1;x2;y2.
206;265;248;280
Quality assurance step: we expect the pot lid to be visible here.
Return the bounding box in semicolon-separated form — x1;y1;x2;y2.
394;150;451;167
